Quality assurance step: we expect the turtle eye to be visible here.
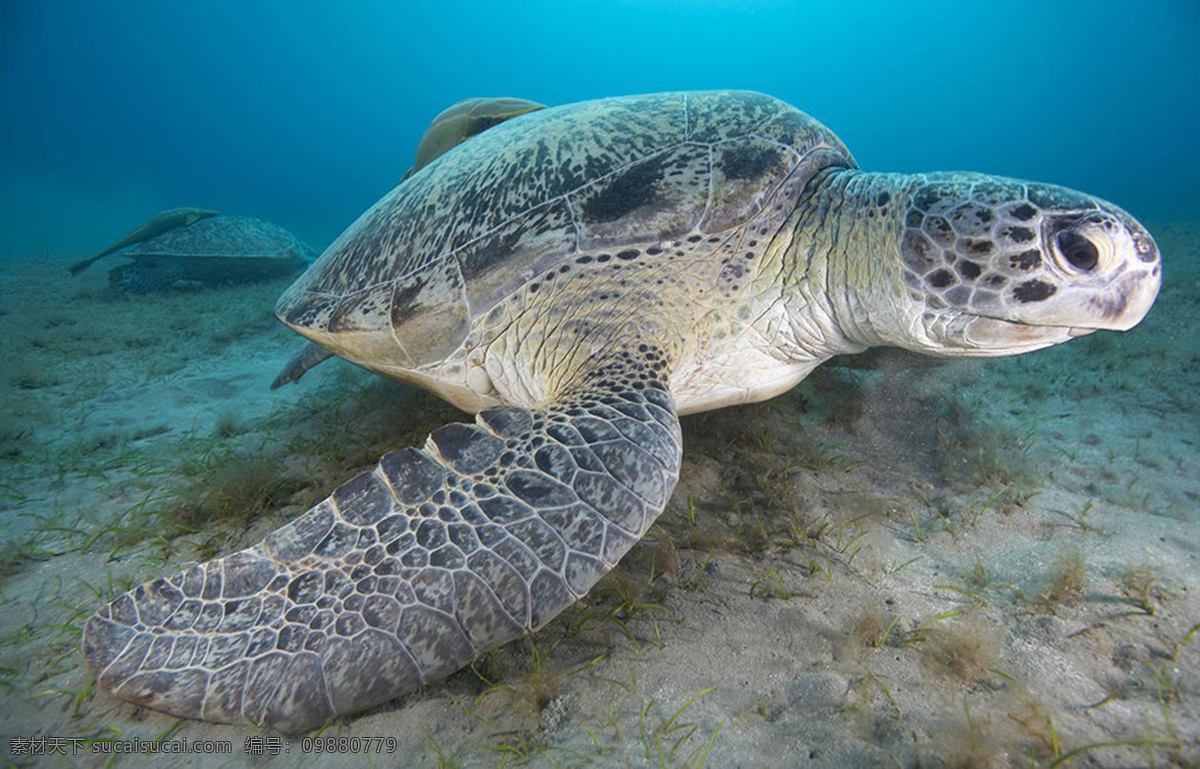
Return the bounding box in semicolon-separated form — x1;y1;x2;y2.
1056;230;1099;271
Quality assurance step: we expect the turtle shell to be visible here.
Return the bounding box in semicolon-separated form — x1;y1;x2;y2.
277;91;854;369
123;215;313;261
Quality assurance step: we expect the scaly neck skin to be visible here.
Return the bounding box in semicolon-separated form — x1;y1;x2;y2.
778;168;918;358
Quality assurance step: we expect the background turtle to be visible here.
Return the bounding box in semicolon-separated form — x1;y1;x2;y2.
83;91;1160;732
105;215;314;294
67;206;217;276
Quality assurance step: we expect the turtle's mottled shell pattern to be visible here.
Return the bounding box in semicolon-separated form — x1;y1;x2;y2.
277;91;854;370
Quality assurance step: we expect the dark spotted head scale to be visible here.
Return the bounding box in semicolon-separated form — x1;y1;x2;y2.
896;172;1160;354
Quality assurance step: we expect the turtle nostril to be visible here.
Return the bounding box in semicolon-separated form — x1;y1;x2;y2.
1056;231;1099;271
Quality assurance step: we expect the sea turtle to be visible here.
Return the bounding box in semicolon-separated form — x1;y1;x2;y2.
102;215;314;294
271;96;548;388
82;91;1161;732
68;207;218;276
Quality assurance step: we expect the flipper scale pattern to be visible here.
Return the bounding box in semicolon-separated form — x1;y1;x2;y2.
83;351;681;732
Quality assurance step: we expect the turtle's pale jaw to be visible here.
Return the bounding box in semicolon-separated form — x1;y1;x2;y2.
930;314;1092;357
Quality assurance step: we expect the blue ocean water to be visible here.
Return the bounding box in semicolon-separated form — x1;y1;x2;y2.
1;0;1197;256
1;2;1199;765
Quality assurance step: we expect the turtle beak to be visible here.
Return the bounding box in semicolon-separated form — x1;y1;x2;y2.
1081;259;1161;332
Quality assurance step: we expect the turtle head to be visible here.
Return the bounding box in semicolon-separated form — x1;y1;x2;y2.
874;172;1161;357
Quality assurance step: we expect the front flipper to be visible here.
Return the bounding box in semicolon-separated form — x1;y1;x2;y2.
83;349;681;732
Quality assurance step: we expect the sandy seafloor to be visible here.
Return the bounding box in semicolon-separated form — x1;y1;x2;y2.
0;218;1196;769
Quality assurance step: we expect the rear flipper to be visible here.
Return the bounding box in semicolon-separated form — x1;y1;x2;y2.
83;348;681;732
270;341;335;390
